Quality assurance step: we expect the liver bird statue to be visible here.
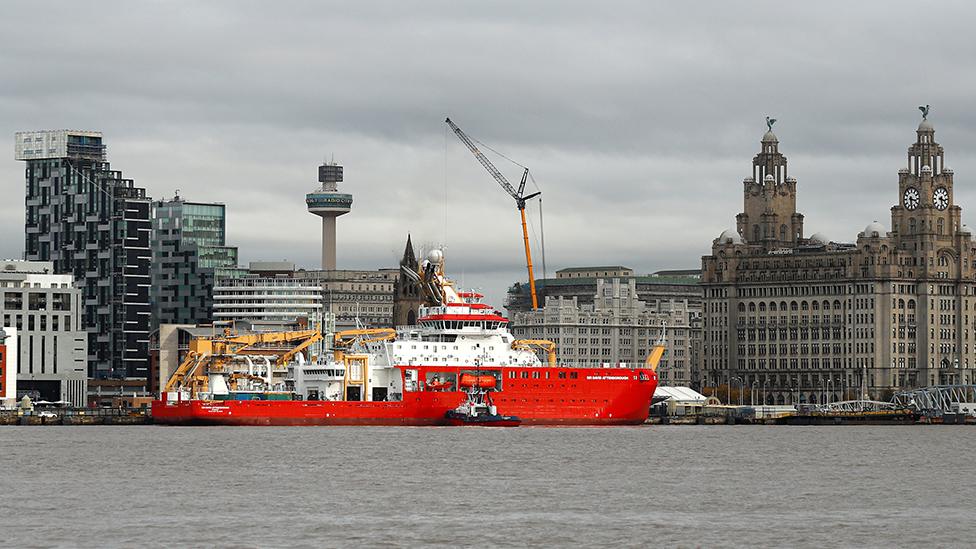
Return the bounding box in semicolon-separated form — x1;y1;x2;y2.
919;104;930;120
766;116;776;131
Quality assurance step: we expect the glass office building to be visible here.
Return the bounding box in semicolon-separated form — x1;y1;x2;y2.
151;196;241;327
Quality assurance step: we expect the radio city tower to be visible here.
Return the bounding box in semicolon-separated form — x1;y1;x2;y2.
306;161;353;270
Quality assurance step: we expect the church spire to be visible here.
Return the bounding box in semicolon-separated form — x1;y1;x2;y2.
400;234;418;269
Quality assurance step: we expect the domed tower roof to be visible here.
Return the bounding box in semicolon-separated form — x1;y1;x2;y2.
960;224;972;236
761;129;778;143
717;228;745;245
808;232;829;245
861;221;886;238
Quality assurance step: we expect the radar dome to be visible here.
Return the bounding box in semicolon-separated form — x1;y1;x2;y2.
427;249;444;264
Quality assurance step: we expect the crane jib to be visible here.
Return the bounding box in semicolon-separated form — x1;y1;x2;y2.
445;116;543;310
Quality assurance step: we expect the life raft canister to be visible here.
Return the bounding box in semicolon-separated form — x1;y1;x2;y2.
458;374;498;389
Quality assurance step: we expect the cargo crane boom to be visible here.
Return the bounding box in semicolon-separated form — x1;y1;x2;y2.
445;117;541;309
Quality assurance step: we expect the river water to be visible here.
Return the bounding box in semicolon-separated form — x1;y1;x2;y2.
1;425;973;548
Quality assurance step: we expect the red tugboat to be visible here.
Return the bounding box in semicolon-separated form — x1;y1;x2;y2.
152;250;662;426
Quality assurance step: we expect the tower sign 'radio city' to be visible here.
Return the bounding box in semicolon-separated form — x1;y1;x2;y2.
306;162;353;270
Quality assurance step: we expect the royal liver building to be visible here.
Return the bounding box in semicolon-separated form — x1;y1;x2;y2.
701;110;974;404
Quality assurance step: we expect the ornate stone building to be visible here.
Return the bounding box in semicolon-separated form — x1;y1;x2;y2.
701;113;975;404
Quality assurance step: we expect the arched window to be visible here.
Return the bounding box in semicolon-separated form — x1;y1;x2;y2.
738;302;746;312
791;301;799;311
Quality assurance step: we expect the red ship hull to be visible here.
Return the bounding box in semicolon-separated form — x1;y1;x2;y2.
152;366;657;426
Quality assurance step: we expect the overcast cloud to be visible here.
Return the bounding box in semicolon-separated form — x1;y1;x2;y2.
3;1;976;306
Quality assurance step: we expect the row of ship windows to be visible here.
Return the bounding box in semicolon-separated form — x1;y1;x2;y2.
507;371;578;380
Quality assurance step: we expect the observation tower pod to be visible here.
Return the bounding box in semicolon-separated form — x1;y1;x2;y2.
306;162;353;270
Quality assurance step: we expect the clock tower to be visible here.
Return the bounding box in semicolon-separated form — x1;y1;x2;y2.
890;109;965;277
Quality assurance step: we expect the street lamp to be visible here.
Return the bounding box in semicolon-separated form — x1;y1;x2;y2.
827;378;834;405
752;380;759;406
731;376;742;406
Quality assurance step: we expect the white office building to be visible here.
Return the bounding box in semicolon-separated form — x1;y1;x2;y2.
0;260;87;405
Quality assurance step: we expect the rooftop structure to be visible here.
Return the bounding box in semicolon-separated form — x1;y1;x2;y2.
306;162;353;270
15;130;105;162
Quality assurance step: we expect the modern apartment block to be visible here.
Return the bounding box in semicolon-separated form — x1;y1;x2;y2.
213;262;327;331
16;130;151;379
510;277;696;386
151;195;240;327
0;260;87;405
290;268;397;330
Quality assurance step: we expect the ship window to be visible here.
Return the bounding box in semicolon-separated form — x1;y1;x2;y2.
545;372;550;379
521;371;529;379
532;371;540;379
558;372;567;379
570;372;578;379
509;371;516;379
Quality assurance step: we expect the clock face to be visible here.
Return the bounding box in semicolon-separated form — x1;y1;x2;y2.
903;187;920;210
934;187;949;210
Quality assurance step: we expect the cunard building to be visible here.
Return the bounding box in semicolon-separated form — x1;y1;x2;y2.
701;110;974;404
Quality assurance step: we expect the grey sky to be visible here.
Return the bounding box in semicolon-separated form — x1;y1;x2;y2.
3;1;976;306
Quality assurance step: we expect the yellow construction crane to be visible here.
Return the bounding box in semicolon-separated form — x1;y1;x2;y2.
511;339;557;367
332;328;397;360
446;117;542;309
163;329;323;395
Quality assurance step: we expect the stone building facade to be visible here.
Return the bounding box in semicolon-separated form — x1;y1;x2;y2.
701;114;975;404
511;277;695;386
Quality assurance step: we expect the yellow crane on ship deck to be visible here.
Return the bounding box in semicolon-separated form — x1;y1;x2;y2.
163;329;323;396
